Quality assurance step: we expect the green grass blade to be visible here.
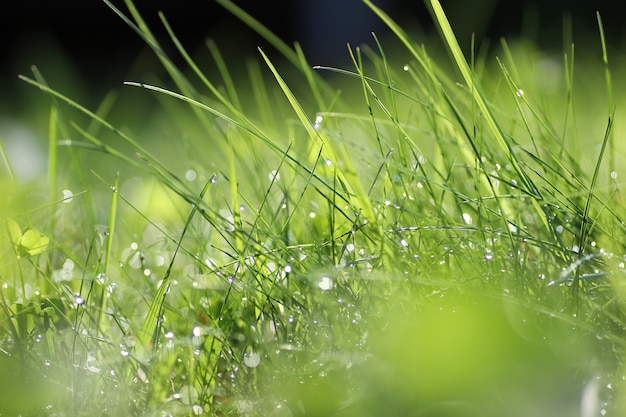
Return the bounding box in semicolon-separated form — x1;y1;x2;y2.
596;13;616;187
258;48;377;228
427;0;538;199
122;81;351;207
47;106;58;206
136;177;214;358
98;173;119;331
0;141;17;188
205;38;242;110
578;114;614;255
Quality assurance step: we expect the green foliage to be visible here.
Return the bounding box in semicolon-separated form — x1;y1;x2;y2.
2;0;626;415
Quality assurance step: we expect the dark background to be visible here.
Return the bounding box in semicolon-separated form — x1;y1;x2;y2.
2;0;625;114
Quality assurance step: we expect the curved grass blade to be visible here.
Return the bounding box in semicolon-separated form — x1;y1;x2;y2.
258;48;377;229
426;0;538;199
136;177;215;358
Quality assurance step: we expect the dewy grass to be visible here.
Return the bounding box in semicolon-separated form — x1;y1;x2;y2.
3;0;626;416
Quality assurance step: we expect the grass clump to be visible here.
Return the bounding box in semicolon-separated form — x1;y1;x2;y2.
2;0;626;416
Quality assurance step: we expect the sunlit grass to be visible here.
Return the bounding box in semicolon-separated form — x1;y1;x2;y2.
2;0;626;416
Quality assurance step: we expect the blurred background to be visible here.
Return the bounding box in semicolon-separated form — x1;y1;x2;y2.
2;0;625;111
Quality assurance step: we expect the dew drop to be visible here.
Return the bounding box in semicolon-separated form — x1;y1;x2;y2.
269;170;280;182
192;326;203;337
313;114;323;130
62;189;73;203
318;276;333;291
243;352;261;368
107;283;116;297
185;169;197;181
63;259;75;270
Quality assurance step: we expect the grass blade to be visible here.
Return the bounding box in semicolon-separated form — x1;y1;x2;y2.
136;177;214;358
259;49;376;224
426;0;538;199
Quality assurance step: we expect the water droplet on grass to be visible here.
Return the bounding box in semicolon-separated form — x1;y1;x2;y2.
107;283;116;297
516;89;524;97
62;259;74;271
62;189;73;203
313;114;323;130
182;169;195;181
243;352;261;368
318;276;333;291
269;170;280;182
192;326;203;337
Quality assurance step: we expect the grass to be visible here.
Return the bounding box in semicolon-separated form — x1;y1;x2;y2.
2;0;626;415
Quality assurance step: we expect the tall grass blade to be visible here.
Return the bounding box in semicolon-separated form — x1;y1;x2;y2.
47;106;58;206
258;48;377;228
98;173;119;331
578;115;614;257
596;13;616;188
427;0;538;199
137;178;214;357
